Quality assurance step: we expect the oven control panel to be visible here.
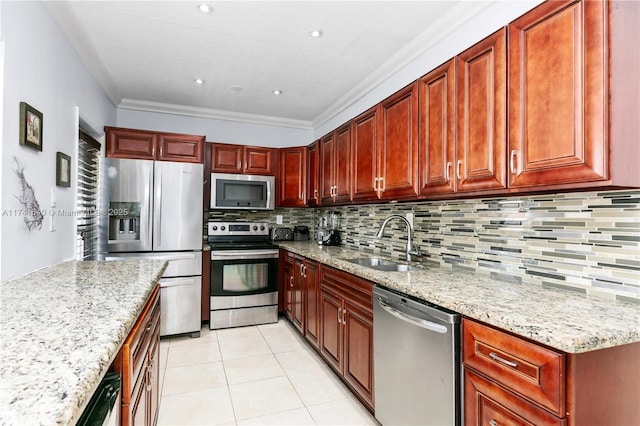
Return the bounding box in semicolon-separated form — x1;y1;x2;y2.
208;222;269;237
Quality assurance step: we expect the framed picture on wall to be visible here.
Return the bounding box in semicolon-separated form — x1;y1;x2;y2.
19;102;43;151
56;152;71;187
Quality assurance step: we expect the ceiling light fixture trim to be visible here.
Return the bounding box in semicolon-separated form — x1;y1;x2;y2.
197;4;213;14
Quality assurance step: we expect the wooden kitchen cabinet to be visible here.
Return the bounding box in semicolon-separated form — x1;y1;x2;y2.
118;285;160;426
463;317;640;425
419;28;507;197
320;265;374;410
351;82;419;203
283;251;319;347
306;140;320;206
508;0;606;189
376;82;420;200
320;124;351;205
278;147;306;207
351;105;380;202
303;259;320;350
211;143;275;175
106;126;204;163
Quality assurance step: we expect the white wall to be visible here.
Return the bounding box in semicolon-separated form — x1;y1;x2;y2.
1;1;116;281
116;109;314;148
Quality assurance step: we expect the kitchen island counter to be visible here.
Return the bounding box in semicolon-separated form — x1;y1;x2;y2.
277;242;640;354
0;259;167;426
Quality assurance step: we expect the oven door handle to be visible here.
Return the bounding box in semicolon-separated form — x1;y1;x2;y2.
211;250;279;260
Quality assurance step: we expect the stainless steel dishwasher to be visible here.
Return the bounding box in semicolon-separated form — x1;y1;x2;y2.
373;285;461;426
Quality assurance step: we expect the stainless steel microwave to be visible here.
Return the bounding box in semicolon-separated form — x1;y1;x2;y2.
210;173;275;210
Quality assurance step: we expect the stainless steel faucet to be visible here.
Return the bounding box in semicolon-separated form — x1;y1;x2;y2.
376;215;420;262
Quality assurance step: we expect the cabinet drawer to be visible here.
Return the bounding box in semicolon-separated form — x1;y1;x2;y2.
464;369;566;426
463;318;565;416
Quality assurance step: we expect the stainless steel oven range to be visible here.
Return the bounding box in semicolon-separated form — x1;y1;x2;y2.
208;221;279;329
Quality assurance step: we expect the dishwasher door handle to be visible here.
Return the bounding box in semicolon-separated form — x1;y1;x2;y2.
377;297;448;334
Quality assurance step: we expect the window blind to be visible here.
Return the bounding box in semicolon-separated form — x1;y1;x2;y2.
76;129;101;261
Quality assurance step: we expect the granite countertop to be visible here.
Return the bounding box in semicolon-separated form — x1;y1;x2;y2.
277;242;640;354
0;259;167;426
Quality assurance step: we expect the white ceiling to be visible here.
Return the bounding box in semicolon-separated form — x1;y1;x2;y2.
46;1;494;129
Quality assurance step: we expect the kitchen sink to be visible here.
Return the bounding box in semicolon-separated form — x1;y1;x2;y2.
346;257;421;272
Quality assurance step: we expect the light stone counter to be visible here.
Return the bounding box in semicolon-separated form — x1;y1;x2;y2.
0;259;167;426
277;242;640;354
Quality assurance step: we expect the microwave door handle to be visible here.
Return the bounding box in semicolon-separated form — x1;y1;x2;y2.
266;180;272;208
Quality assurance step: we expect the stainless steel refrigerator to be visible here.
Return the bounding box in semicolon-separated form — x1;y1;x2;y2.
98;158;203;337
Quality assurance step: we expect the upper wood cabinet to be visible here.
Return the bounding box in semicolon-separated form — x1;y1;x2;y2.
508;0;607;188
320;124;351;205
278;146;306;207
377;82;420;200
211;143;275;175
106;127;204;163
306;141;320;207
351;106;380;202
419;29;507;197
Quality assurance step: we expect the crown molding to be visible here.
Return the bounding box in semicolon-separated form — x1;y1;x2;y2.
311;1;492;130
118;99;314;130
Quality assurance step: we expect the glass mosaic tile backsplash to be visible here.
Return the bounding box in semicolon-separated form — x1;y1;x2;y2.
209;189;640;302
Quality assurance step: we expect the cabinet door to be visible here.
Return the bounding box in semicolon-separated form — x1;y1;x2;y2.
456;28;507;193
293;259;305;333
129;372;148;426
148;325;160;426
419;59;456;195
508;0;607;188
244;146;274;175
343;300;374;409
157;134;204;163
303;260;320;349
306;141;320;206
283;262;294;321
352;106;380;202
211;143;243;173
319;289;343;373
464;369;566;426
106;127;157;160
320;133;335;204
278;147;306;207
378;82;419;200
334;124;352;203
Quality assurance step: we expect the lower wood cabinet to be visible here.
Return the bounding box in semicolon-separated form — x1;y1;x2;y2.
463;317;640;426
118;285;161;426
319;265;374;410
280;251;374;411
282;251;320;349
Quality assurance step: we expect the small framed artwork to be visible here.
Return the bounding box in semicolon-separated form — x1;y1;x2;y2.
19;102;43;151
56;152;71;187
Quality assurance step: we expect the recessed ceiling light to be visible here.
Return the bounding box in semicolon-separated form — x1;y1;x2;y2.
272;90;283;95
309;29;323;38
197;4;213;14
194;78;205;85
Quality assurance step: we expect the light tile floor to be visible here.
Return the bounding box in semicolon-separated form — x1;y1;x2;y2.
158;319;379;426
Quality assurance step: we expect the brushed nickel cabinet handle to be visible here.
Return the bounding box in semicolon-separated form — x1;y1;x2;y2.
489;420;498;426
510;150;517;174
342;308;346;325
338;307;342;324
446;162;451;182
489;351;519;368
456;160;462;180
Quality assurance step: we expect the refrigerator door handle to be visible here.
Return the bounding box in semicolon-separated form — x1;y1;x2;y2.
155;165;162;247
146;166;153;248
